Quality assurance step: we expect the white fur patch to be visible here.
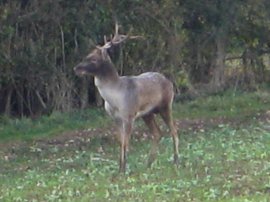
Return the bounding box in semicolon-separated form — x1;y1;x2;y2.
95;77;123;118
135;105;154;119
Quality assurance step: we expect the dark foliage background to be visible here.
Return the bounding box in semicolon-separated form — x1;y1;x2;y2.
1;0;270;117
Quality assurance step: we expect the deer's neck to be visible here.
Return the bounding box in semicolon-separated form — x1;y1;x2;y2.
94;61;119;87
94;61;124;115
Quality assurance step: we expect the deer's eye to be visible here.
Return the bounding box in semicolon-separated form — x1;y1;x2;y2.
85;57;97;64
83;57;92;63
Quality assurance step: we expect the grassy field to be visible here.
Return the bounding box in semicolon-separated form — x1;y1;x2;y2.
0;89;270;201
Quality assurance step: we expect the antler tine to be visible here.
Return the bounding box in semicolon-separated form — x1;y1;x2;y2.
126;26;145;40
103;35;107;44
100;22;144;49
115;22;119;36
128;35;145;40
111;22;124;43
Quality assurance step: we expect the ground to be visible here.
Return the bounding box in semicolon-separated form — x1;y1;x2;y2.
1;112;269;155
0;93;270;201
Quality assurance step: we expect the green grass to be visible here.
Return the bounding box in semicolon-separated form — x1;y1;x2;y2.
174;90;270;119
1;89;270;142
0;89;270;201
0;108;108;141
0;124;269;201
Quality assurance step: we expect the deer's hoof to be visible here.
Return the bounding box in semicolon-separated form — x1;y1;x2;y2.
174;154;180;165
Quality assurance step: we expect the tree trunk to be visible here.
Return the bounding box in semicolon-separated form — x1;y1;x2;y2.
80;78;89;109
4;86;13;116
210;31;226;92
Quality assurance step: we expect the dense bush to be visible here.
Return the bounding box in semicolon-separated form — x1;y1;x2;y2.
1;0;270;117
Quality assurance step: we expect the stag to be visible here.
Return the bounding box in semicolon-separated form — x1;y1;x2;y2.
74;24;179;172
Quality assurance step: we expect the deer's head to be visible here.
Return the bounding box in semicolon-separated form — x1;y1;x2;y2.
74;23;141;77
73;48;107;76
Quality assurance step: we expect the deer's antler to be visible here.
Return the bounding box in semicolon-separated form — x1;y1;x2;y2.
100;22;144;49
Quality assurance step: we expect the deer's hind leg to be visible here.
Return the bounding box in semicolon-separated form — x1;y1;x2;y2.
160;105;179;165
142;113;161;167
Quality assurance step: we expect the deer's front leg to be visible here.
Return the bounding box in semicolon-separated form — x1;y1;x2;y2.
116;118;133;173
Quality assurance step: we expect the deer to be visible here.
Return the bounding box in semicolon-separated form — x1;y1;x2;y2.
74;24;179;173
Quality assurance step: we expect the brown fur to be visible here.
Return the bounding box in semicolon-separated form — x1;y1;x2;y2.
74;39;179;173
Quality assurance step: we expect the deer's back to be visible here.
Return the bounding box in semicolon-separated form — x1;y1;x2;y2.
120;72;174;118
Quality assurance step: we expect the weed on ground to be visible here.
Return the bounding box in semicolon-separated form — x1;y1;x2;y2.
0;90;270;201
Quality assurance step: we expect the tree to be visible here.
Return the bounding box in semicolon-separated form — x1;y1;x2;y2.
0;0;270;117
